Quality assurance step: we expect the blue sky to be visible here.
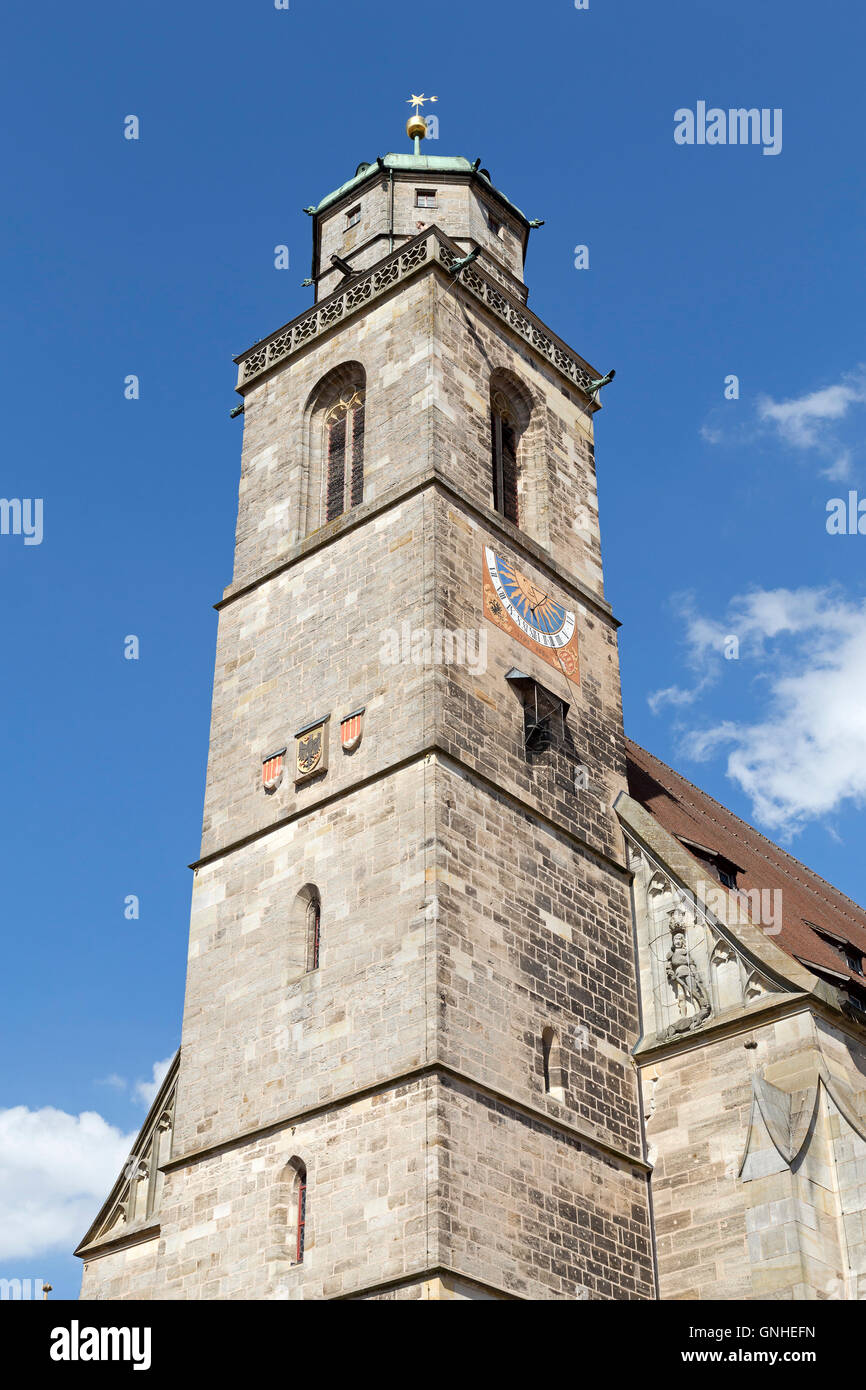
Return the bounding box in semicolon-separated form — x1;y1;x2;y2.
2;0;865;1298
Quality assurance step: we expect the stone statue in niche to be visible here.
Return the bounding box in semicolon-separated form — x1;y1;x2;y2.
665;908;712;1035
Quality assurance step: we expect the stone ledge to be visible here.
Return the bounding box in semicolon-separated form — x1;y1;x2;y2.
161;1061;650;1178
75;1222;160;1263
190;745;630;879
217;472;617;626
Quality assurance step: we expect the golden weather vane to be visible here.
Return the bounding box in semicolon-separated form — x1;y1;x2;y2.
406;93;438;149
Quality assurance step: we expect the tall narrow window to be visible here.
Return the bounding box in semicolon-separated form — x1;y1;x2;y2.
303;364;366;537
326;389;365;522
306;894;321;973
296;1174;307;1262
490;389;519;525
542;1027;555;1092
277;1158;308;1265
541;1027;566;1102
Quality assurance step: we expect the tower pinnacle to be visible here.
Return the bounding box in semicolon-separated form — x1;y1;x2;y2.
405;92;437;153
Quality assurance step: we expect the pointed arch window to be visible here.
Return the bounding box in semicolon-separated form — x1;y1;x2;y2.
306;892;321;973
275;1158;308;1266
490;388;519;526
296;1169;308;1262
325;388;365;522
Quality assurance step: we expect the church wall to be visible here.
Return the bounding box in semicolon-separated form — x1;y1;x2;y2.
431;760;641;1160
154;1077;435;1300
431;276;603;593
174;763;431;1160
643;1027;757;1300
199;489;435;859
644;1009;866;1300
356;1273;511;1299
231;270;436;589
315;177;526;301
434;1075;654;1299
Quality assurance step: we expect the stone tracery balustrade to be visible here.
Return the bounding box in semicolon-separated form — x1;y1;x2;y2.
235;231;599;398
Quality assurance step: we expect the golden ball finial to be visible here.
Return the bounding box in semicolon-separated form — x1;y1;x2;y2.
406;112;427;141
406;93;437;147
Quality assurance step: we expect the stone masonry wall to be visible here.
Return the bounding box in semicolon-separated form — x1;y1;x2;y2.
175;762;432;1160
644;1010;866;1300
316;175;526;301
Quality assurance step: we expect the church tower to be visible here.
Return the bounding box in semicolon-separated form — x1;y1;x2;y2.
77;109;655;1301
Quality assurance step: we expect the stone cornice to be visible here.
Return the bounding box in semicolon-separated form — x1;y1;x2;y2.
189;744;630;882
75;1222;160;1263
216;470;617;627
161;1060;649;1179
633;993;815;1066
234;226;601;400
330;1264;521;1301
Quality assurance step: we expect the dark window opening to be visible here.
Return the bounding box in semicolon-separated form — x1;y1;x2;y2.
506;669;568;755
809;922;865;977
541;1026;566;1101
296;1178;307;1262
490;395;519;525
345;205;361;228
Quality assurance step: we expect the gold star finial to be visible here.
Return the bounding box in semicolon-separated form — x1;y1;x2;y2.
406;93;437;150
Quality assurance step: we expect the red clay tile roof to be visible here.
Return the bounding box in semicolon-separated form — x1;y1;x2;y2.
625;738;866;990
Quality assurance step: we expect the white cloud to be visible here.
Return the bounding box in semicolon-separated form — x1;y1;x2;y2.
132;1056;173;1108
823;450;852;482
95;1073;127;1092
701;366;866;477
757;373;866;449
651;587;866;837
648;672;716;714
93;1053;175;1108
0;1106;135;1261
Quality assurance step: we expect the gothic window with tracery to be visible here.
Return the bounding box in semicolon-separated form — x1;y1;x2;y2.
325;388;365;522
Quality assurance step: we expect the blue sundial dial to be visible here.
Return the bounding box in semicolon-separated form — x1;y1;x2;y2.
484;547;576;650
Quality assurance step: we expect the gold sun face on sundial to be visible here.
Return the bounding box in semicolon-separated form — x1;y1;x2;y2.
513;573;548;613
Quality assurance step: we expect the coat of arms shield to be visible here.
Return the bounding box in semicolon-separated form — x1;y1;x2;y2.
340;707;365;753
294;716;330;785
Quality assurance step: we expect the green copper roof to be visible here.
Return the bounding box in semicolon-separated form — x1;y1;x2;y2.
311;153;530;227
